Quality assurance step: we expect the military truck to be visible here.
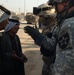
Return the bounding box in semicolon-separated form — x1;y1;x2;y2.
25;12;39;24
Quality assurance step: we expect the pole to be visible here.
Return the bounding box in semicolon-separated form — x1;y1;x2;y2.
24;0;26;16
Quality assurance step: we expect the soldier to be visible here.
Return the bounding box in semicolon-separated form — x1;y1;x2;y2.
24;0;74;74
48;0;74;75
33;3;57;75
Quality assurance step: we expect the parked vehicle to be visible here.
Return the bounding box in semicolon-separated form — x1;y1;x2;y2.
25;12;39;24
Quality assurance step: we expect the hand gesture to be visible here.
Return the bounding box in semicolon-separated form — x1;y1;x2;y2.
12;51;21;61
21;54;28;63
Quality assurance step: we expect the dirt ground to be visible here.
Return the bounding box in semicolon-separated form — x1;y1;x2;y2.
17;24;43;75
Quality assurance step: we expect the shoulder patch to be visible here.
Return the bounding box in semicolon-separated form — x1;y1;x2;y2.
58;33;69;49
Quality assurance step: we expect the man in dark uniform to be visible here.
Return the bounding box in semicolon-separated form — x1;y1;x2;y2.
0;19;27;75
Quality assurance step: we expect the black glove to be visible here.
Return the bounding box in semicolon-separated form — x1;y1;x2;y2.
24;26;45;45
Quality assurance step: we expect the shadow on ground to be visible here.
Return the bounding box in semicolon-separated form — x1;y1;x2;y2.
23;50;43;75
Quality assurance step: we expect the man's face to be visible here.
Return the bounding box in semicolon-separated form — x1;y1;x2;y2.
54;2;67;13
39;16;53;26
0;19;8;30
56;3;64;12
39;16;48;26
9;24;20;35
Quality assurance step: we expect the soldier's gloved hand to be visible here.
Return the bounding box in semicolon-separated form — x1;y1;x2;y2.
24;26;45;45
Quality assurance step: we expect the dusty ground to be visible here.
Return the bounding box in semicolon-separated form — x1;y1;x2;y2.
17;24;43;75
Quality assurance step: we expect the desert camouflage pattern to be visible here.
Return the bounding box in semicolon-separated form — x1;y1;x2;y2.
37;3;56;17
41;18;57;75
36;3;57;75
42;17;57;34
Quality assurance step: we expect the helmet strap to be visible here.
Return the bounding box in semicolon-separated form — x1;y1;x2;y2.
55;0;71;24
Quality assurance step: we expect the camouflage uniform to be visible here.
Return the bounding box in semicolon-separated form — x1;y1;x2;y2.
42;11;74;75
34;3;57;75
41;19;57;75
42;0;74;74
52;10;74;75
24;0;74;74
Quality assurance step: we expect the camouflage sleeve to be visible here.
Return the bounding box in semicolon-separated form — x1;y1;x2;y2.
41;26;58;51
53;17;74;75
42;36;56;51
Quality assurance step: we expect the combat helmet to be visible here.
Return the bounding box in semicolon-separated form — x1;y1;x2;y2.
38;3;56;18
48;0;74;24
48;0;74;6
33;3;56;18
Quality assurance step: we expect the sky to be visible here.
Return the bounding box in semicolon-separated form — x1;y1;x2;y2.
0;0;48;13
